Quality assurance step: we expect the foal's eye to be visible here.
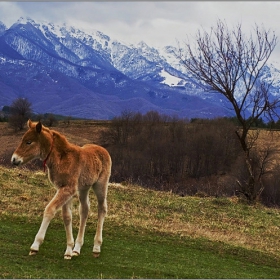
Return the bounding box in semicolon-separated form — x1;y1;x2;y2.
26;141;32;145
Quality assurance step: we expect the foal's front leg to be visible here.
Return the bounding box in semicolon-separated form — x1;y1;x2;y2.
29;187;75;257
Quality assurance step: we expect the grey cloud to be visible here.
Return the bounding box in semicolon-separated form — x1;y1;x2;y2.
0;2;280;61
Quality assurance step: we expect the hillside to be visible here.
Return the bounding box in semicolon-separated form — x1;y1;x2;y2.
2;162;280;257
0;164;280;278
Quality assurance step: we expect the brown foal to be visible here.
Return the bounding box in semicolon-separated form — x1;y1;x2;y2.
11;120;112;259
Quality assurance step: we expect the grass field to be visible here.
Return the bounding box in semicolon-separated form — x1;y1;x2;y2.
0;165;280;278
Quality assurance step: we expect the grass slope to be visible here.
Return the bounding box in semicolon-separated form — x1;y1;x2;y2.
0;165;280;278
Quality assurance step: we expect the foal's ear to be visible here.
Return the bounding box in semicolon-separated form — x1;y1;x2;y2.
27;119;32;128
36;121;42;133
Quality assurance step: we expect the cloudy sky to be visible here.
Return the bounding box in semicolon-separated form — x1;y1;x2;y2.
1;1;280;61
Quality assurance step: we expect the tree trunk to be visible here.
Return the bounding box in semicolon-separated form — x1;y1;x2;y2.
235;128;259;203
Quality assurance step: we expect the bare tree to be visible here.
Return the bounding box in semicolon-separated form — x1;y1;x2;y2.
175;19;279;202
9;97;32;131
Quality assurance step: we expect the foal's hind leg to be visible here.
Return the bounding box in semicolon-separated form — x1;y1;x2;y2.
72;189;90;257
62;198;74;259
92;180;108;257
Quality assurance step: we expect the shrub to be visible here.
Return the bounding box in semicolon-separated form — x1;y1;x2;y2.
8;98;32;131
103;112;242;196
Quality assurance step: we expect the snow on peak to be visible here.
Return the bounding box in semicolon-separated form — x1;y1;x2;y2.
159;69;182;87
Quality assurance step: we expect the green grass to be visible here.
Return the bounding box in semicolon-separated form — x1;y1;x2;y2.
0;165;280;278
0;216;279;279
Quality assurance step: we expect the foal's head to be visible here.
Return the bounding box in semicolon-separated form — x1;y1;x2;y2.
11;120;52;166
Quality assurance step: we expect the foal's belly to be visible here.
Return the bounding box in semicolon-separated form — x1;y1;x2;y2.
78;171;98;189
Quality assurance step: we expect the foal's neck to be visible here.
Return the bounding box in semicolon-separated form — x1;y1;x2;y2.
51;130;73;152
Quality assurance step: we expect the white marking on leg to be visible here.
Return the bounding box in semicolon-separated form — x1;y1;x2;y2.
30;216;51;253
71;251;80;257
93;245;101;253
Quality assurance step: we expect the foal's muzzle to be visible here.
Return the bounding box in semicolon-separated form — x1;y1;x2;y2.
11;154;23;166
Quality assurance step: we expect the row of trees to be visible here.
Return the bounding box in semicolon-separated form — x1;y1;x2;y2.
102;111;280;205
2;98;71;130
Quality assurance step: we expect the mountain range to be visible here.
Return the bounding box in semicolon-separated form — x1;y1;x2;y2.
0;17;279;120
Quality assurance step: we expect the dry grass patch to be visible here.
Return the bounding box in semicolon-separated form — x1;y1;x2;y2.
108;182;280;257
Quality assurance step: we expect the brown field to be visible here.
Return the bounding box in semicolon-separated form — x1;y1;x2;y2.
2;120;280;169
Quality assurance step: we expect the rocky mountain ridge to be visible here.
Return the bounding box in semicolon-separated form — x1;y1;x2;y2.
0;17;277;120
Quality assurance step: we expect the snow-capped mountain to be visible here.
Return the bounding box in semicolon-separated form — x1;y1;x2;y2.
0;17;278;120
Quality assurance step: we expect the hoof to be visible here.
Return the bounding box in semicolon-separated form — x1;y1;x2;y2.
29;250;38;256
64;255;72;260
93;252;100;258
71;251;80;257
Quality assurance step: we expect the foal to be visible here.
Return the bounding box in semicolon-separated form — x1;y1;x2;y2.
11;120;111;259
